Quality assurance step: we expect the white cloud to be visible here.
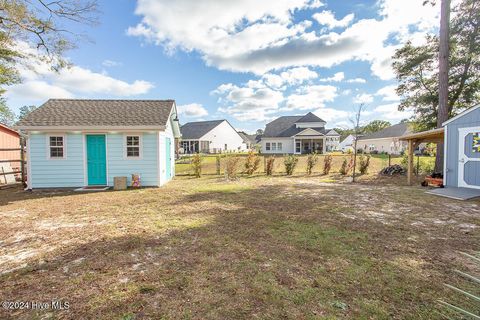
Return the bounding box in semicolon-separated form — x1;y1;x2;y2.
373;103;412;120
375;84;399;101
177;103;209;117
286;85;337;110
353;93;374;104
313;10;354;29
214;83;284;121
6;43;154;104
6;81;73;101
318;72;344;82
346;78;366;83
102;60;122;67
314;107;349;122
128;0;440;77
263;67;317;89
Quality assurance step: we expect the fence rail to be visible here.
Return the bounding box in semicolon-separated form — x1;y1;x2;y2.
0;141;26;188
175;153;433;176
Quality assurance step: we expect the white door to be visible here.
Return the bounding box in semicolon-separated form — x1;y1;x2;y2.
458;126;480;189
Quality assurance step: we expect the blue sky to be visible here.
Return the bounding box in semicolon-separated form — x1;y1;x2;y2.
6;0;441;133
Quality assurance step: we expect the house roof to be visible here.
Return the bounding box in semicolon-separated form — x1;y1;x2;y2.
326;129;340;136
180;120;225;139
442;104;480;126
296;112;325;123
358;123;411;141
238;131;256;144
16;99;176;128
263;114;328;137
0;123;19;136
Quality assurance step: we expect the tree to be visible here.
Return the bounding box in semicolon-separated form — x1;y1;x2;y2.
393;0;480;129
18;105;37;121
0;0;98;94
350;103;367;183
436;0;451;172
363;120;391;134
256;129;264;136
392;0;480;171
0;98;15;125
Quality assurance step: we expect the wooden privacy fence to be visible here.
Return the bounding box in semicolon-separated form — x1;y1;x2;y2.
0;138;26;188
175;153;414;176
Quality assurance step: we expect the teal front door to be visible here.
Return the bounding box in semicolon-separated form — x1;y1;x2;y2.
86;135;107;185
166;137;172;178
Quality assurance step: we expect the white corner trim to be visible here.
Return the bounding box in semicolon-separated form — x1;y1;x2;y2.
443;125;447;183
26;135;32;189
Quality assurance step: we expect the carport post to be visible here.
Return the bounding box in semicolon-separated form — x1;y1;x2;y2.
407;139;414;185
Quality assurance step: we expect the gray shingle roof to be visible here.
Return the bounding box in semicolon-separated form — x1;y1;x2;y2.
180;120;225;139
296;112;325;123
238;131;255;144
358;123;411;140
263;114;327;137
16;99;176;128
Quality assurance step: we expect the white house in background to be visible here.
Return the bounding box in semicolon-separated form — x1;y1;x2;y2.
338;134;363;153
260;112;340;154
180;120;246;153
357;122;411;154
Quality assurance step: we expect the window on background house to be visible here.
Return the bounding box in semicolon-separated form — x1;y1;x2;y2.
272;142;277;151
49;136;65;158
295;141;301;153
277;142;282;151
126;135;141;157
266;142;271;151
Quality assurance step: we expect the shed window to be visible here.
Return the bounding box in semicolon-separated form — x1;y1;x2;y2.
49;136;65;158
126;135;141;157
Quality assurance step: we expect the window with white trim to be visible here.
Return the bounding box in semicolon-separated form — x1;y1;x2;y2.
277;142;282;151
49;136;65;158
271;142;277;151
266;142;271;151
295;141;301;153
126;135;141;157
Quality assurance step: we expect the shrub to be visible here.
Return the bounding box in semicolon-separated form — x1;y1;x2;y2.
224;156;241;180
339;157;354;176
358;155;371;175
306;152;319;175
266;157;275;176
191;153;202;178
284;155;298;175
323;155;333;175
244;151;261;175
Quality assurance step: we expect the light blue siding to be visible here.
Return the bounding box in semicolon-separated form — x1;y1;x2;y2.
107;133;159;186
29;133;84;188
445;106;480;187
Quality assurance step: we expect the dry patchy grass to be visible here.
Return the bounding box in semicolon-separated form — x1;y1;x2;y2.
0;174;478;319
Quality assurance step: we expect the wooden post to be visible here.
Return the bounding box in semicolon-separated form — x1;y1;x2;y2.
407;140;414;185
388;154;391;167
416;155;420;176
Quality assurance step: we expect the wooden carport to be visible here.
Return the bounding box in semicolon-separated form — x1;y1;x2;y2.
399;128;444;185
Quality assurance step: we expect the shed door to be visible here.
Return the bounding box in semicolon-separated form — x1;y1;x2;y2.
86;135;107;186
458;127;480;189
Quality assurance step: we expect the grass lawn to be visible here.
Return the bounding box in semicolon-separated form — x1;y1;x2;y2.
0;174;478;319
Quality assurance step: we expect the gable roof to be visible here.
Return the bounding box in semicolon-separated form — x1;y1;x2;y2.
358;123;411;140
263;114;327;137
326;129;340;136
16;99;176;129
442;104;480;126
0;123;19;137
296;112;325;123
180;120;225;139
238;131;256;144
